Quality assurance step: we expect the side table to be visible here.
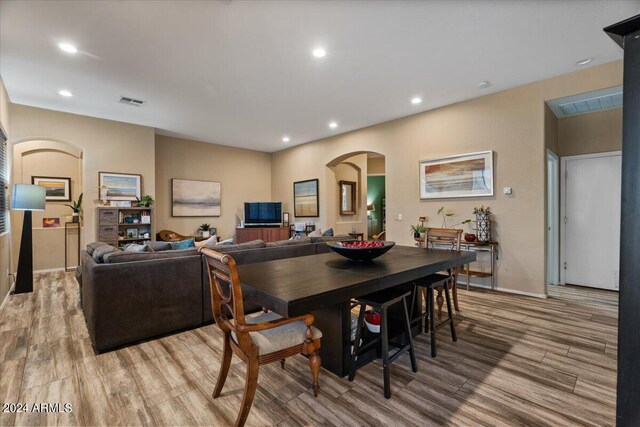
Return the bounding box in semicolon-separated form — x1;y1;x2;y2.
65;222;81;272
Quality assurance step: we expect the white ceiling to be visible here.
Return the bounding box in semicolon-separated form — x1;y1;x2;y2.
1;1;637;152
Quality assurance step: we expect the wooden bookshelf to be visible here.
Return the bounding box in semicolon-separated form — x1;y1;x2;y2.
96;206;154;248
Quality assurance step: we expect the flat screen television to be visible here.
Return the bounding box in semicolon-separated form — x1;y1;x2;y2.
244;202;282;227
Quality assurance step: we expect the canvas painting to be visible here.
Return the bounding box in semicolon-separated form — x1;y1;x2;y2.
419;151;494;199
32;176;71;201
42;218;60;228
172;179;221;217
99;172;141;201
294;179;319;217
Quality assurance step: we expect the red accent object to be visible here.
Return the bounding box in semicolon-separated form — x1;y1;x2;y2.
464;233;477;242
342;240;385;248
365;311;381;325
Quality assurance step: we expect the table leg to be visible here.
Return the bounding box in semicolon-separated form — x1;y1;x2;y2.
312;302;352;377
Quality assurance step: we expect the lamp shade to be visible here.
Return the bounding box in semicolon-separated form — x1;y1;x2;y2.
11;184;46;211
367;204;375;211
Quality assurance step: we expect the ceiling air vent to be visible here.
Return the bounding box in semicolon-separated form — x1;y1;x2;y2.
119;96;144;107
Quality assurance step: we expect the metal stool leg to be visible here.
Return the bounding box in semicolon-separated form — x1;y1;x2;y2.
349;303;366;381
402;296;418;373
381;306;391;399
429;286;436;358
444;281;457;342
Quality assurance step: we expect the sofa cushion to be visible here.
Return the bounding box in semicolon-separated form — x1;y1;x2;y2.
169;239;196;250
86;241;108;256
231;311;322;355
103;248;200;264
308;229;322;237
147;241;172;252
92;245;117;263
310;235;353;243
195;235;218;249
211;239;266;253
266;238;310;247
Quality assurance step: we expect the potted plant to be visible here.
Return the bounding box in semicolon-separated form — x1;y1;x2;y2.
410;223;426;238
65;193;83;223
136;195;155;207
200;223;211;238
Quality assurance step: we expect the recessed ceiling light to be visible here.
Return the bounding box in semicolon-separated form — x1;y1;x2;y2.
282;136;290;143
312;47;327;58
411;97;422;105
58;89;73;97
58;43;78;54
575;58;593;66
477;81;491;89
329;121;338;129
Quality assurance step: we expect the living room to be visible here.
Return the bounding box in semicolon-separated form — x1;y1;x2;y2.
1;1;639;426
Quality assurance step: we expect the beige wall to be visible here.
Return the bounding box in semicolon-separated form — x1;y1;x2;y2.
271;61;623;297
367;156;385;175
9;104;155;271
558;108;622;156
0;78;11;301
155;135;272;240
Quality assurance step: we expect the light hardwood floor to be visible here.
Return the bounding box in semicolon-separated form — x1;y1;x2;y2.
0;272;618;426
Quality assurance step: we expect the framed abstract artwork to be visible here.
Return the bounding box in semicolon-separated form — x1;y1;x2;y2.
419;151;494;199
32;176;71;201
293;179;319;217
172;178;221;217
99;172;141;201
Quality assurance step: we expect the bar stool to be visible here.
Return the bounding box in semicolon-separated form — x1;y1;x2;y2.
349;287;417;399
411;274;456;358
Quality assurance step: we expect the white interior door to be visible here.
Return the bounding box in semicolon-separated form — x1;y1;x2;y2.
547;150;559;286
562;152;621;290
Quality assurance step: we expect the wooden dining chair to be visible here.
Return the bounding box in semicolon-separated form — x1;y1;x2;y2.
425;227;463;317
201;248;322;427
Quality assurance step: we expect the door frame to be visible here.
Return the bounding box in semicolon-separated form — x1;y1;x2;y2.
560;151;622;285
546;149;560;286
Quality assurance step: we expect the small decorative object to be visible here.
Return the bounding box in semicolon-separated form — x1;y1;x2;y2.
124;216;135;223
136;195;155;207
31;176;71;201
133;218;140;224
437;206;471;229
283;212;290;227
141;215;151;224
293;179;319;217
366;204;375;219
420;151;494;199
172;179;221;217
339;180;356;215
99;172;142;201
326;240;395;262
42;217;60;228
126;228;138;238
474;206;492;242
141;232;150;239
98;185;109;206
464;233;477;242
64;193;83;223
364;310;381;333
110;200;132;207
200;223;211;238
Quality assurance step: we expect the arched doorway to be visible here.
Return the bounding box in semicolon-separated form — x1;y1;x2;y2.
12;139;83;271
325;151;385;239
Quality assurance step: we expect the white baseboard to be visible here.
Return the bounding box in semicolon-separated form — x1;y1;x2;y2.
458;280;548;299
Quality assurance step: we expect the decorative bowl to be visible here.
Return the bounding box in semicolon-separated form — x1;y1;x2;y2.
326;240;395;261
365;310;381;333
464;233;477;242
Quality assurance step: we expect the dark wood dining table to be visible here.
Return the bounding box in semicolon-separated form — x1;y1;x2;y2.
237;245;476;376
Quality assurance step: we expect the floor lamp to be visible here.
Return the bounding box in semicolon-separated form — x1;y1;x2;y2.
12;184;46;294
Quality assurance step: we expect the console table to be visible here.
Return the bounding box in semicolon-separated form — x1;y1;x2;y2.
415;237;498;289
64;221;80;272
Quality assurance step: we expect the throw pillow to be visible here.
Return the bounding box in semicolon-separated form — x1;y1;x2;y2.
308;229;322;237
123;243;150;252
92;245;117;263
86;241;108;256
323;228;334;236
147;241;172;252
195;235;218;249
217;238;234;246
169;239;196;250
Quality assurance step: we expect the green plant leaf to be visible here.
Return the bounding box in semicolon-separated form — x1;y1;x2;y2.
437;207;444;215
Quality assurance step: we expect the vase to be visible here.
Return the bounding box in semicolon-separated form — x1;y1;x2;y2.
72;214;79;224
476;213;491;242
202;230;210;238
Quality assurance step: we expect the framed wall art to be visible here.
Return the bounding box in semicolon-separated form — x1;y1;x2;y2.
293;178;319;217
32;176;71;201
172;178;221;217
419;151;494;199
99;172;141;201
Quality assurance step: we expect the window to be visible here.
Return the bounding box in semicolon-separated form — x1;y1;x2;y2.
0;129;6;234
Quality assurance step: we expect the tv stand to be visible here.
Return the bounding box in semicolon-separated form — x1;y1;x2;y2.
244;224;281;228
236;226;289;243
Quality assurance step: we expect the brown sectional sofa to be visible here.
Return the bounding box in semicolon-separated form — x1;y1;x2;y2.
79;236;350;352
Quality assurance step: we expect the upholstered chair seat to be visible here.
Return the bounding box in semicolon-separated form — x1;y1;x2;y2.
232;311;323;355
